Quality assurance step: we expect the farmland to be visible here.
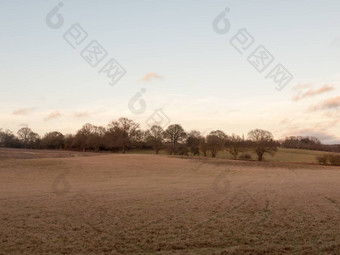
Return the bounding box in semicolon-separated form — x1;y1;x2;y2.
128;147;337;164
0;148;339;254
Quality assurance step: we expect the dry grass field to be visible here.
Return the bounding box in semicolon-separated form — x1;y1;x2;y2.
128;148;338;164
0;148;340;254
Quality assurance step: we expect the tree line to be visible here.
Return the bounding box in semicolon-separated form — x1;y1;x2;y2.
0;117;339;161
281;136;340;152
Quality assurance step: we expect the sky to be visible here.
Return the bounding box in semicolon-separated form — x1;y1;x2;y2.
0;0;339;144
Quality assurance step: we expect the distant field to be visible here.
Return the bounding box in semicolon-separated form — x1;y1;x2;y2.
0;148;339;254
0;147;105;160
128;147;338;164
216;148;337;164
1;147;335;164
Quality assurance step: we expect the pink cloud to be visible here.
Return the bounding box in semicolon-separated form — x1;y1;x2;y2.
12;108;36;115
292;83;313;91
293;84;334;101
74;111;90;118
44;111;61;121
310;96;340;111
141;73;163;82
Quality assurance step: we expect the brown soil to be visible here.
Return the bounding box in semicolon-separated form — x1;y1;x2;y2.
0;149;339;254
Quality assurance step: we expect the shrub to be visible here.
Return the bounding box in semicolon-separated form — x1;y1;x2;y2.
316;155;328;165
177;145;189;156
165;144;174;155
165;144;189;155
328;155;340;166
239;153;252;160
316;154;340;166
192;147;200;156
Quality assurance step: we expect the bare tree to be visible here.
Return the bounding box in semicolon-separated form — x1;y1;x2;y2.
75;123;95;152
146;125;164;154
17;127;32;148
108;117;140;153
226;134;243;159
132;129;149;150
248;129;277;161
199;137;208;156
64;134;76;150
42;131;65;149
206;130;227;157
88;126;106;152
0;129;21;148
164;124;186;155
17;127;40;148
186;130;201;156
27;132;40;148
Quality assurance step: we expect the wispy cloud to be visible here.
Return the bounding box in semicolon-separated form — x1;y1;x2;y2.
74;111;90;118
292;83;312;91
141;73;163;82
279;118;294;125
293;84;334;101
44;111;61;121
12;108;36;115
309;96;340;111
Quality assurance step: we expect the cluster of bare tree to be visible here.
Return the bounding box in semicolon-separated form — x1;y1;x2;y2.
281;136;340;153
0;118;280;161
282;136;321;150
0;127;39;149
1;117;338;160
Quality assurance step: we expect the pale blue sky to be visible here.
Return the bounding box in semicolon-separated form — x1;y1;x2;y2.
0;0;339;143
